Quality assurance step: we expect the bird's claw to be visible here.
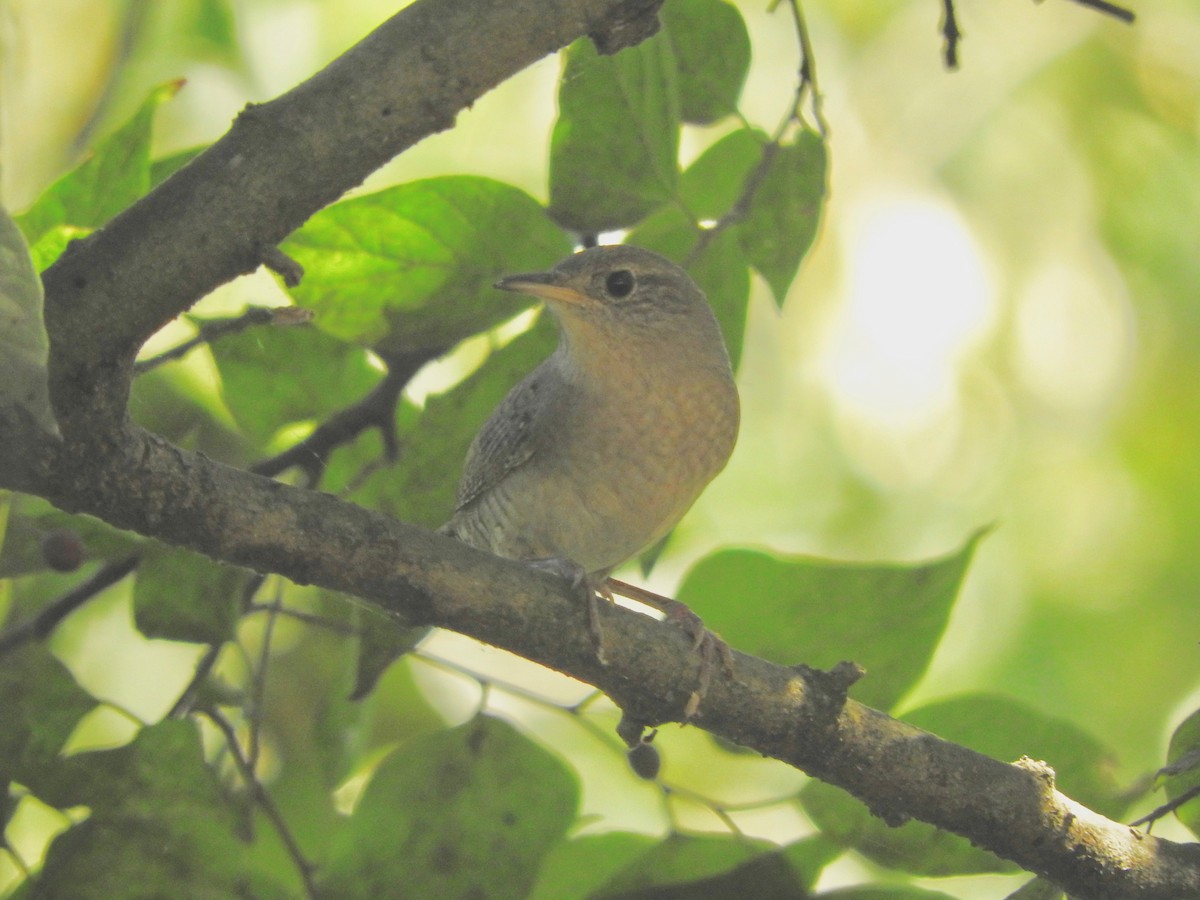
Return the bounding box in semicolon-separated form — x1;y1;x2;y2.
527;557;610;665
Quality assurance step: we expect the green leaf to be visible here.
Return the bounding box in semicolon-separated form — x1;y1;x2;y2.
0;204;56;435
528;833;659;900
661;0;750;124
207;318;380;448
801;693;1122;878
548;37;680;232
30;720;291;899
816;887;958;899
350;619;429;701
595;833;786;897
739;130;828;304
1004;878;1066;900
801;778;1011;878
0;646;94;789
366;316;558;529
321;717;578;900
679;127;768;220
27;224;89;272
16;81;181;246
0;501;140;579
1162;706;1200;836
281;176;570;353
678;533;983;712
133;546;244;643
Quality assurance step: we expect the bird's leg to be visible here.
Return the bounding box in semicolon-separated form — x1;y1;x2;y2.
525;557;611;665
606;577;734;719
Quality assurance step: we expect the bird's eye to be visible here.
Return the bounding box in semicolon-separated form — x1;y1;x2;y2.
605;270;636;298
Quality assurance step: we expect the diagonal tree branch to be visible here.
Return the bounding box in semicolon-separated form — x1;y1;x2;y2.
39;0;665;430
3;411;1199;898
0;0;1190;897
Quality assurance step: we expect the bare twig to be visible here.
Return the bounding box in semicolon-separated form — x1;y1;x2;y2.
134;307;312;375
1132;787;1200;830
941;0;963;69
775;0;827;136
168;573;267;719
1061;0;1135;24
245;603;360;636
247;583;283;775
204;708;319;899
251;348;440;481
0;555;139;657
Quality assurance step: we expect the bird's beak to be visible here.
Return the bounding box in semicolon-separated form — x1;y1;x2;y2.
494;271;590;307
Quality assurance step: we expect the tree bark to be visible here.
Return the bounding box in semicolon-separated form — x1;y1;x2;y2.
1;0;1194;897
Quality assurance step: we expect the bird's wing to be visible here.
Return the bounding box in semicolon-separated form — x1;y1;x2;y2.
454;363;557;511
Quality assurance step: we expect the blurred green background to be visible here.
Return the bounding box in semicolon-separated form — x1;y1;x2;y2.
2;0;1198;895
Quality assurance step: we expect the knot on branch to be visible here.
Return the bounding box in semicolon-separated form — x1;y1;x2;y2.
786;660;864;750
588;1;663;55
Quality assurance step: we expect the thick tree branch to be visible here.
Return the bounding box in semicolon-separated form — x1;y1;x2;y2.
0;0;1190;896
3;414;1199;898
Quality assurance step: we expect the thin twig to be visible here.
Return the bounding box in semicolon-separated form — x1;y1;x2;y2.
1062;0;1135;23
780;0;828;136
684;139;780;267
247;582;284;775
251;348;439;481
0;555;139;657
245;602;360;636
134;307;312;375
1131;785;1200;830
204;708;319;899
941;0;962;69
167;642;223;719
168;573;267;719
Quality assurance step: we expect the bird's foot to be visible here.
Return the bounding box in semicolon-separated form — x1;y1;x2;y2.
607;578;734;719
527;557;611;665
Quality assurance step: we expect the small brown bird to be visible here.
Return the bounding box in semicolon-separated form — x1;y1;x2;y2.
443;244;739;669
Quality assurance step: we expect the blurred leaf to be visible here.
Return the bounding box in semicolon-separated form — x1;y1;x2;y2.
133;546;244;643
1163;706;1200;836
0;646;94;790
30;720;290;899
801;693;1121;877
801;778;1012;878
1003;877;1065;900
661;0;750;124
739;131;828;304
281;176;569;353
629;209;751;368
351;618;429;701
321;717;578;900
366;316;558;528
528;833;659;900
184;0;240;63
816;887;957;899
0;203;57;435
679;534;983;711
0;502;140;579
27;224;90;272
679;127;767;220
595;833;786;898
16;81;181;245
208;320;380;448
549;37;679;232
